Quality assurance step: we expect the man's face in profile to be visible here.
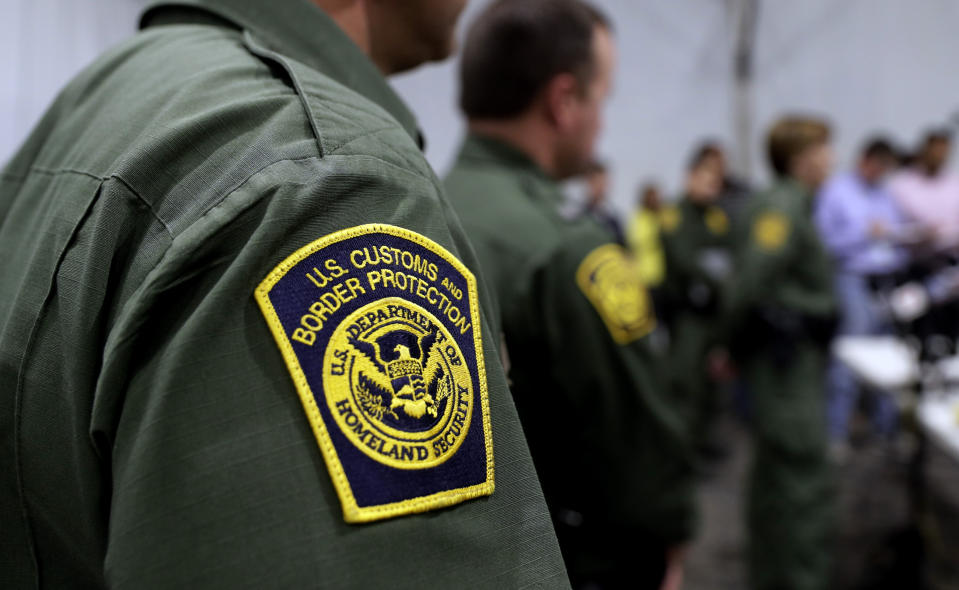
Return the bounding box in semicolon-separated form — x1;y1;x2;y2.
556;25;616;179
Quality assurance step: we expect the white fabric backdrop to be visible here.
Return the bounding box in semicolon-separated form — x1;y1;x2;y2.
0;0;146;165
393;0;959;213
3;0;959;215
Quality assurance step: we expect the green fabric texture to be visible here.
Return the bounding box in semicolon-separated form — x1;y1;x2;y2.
444;134;698;575
0;1;568;588
725;179;837;590
726;178;837;324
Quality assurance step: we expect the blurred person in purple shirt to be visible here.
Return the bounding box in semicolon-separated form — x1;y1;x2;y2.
815;137;905;446
888;130;959;251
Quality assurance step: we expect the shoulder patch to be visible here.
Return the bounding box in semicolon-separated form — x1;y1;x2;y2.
659;206;682;233
752;211;790;251
255;224;493;523
576;244;657;344
705;206;730;236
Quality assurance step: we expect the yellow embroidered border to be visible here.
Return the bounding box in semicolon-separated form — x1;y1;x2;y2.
254;224;494;523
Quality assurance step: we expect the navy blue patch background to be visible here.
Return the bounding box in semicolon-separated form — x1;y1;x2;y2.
267;232;488;508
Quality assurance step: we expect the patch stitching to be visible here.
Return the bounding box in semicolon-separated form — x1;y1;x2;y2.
576;243;656;344
255;224;494;523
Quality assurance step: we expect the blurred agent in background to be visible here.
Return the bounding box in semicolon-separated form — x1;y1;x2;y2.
888;130;959;251
725;116;838;590
629;183;667;286
815;137;906;446
445;1;696;588
686;141;753;224
579;160;626;244
660;146;734;460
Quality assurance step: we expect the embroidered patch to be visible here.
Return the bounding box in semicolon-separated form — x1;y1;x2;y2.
659;206;682;233
705;206;730;236
255;224;493;523
753;211;790;252
576;244;656;344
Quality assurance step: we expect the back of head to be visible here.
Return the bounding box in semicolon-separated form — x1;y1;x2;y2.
766;115;831;178
918;128;953;174
459;0;609;120
639;183;662;211
861;137;896;161
584;159;608;205
921;128;952;150
857;136;898;184
687;141;724;172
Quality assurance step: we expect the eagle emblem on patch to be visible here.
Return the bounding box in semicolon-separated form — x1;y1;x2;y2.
255;224;493;523
576;244;656;344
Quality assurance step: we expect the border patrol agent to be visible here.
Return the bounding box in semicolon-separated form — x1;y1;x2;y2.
660;154;734;453
0;0;569;587
725;117;838;590
445;2;696;588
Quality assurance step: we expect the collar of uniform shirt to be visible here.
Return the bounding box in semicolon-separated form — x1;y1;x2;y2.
772;176;815;214
456;133;565;207
140;0;423;148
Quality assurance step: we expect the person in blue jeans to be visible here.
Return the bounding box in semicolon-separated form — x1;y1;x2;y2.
815;137;909;447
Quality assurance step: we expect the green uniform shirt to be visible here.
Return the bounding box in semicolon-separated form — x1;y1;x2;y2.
661;199;733;320
726;178;837;335
660;199;733;430
444;135;696;549
723;179;837;590
0;2;567;587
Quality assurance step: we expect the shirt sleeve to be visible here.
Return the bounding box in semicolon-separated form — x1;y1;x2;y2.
814;180;868;257
725;204;834;327
93;155;568;589
726;206;795;316
660;216;692;300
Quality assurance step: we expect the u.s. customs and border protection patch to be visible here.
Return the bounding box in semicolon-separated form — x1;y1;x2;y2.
705;206;730;236
753;211;790;252
576;244;656;344
255;224;493;523
659;206;682;233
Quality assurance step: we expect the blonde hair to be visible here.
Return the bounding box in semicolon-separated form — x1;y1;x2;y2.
766;116;831;177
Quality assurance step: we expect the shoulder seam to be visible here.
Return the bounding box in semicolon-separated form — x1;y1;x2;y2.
2;166;175;238
108;174;174;238
99;152;438;358
242;31;326;157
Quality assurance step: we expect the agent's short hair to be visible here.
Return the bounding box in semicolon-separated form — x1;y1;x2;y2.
766;116;831;177
459;0;611;120
860;137;896;161
584;159;607;175
687;141;724;171
922;128;952;148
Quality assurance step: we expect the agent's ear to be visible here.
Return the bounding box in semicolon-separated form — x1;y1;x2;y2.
543;72;581;131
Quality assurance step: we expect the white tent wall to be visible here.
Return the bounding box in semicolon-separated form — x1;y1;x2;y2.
2;0;958;218
751;0;959;186
394;0;959;214
0;0;146;166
